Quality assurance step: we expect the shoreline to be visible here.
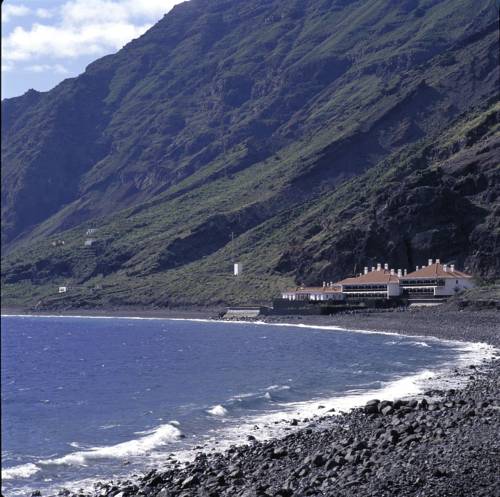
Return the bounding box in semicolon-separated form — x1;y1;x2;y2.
2;305;498;345
2;308;499;497
4;308;496;357
0;306;219;321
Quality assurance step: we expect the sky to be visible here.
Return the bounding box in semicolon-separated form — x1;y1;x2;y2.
1;0;186;99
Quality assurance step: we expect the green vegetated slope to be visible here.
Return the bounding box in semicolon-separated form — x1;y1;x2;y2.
2;100;498;309
1;0;499;309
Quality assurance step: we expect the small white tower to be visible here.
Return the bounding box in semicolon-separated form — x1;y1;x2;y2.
234;263;243;276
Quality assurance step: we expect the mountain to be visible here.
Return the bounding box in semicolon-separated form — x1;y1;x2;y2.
1;0;499;309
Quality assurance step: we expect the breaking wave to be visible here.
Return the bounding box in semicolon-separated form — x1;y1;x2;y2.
40;423;182;467
207;405;228;417
2;463;41;480
3;314;495;497
266;384;291;391
385;340;431;348
408;341;431;348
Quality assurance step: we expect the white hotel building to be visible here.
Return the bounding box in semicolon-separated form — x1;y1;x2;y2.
281;259;474;302
401;259;475;298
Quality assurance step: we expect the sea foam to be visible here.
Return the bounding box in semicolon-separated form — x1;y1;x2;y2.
40;423;182;467
207;405;228;417
2;463;41;480
172;339;496;464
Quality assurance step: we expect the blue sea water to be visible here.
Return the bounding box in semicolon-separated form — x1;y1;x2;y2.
1;315;485;496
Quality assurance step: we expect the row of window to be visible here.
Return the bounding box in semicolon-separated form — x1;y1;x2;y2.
345;293;388;299
403;289;434;295
402;279;445;287
343;285;387;291
283;294;335;300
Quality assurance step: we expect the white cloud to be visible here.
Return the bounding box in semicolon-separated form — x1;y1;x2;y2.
25;63;69;74
36;8;54;19
2;61;14;73
4;21;153;61
2;4;30;23
61;0;131;25
2;0;185;65
61;0;175;25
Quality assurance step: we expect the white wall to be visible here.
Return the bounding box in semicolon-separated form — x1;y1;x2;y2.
435;278;474;296
387;283;401;297
281;292;344;301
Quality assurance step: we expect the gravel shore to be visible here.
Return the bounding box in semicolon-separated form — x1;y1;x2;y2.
262;308;500;347
30;309;500;497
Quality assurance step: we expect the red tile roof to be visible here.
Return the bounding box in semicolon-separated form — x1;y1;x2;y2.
403;263;472;279
337;270;399;286
285;286;342;293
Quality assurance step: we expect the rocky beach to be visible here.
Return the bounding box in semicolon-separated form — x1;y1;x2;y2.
27;308;499;497
2;0;499;495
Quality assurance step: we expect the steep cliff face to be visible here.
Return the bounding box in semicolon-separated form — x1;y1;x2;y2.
274;103;500;285
2;0;498;245
2;102;498;309
1;0;498;308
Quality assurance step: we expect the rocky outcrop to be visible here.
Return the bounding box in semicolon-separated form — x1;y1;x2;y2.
275;106;500;284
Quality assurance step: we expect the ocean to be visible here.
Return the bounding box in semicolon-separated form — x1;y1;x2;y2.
1;315;490;496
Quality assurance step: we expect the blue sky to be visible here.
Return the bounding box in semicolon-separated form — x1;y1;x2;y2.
1;0;185;99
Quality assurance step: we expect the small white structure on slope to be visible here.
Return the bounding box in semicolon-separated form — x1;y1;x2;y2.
234;262;243;276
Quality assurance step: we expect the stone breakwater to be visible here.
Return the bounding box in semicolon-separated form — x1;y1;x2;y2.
34;311;500;497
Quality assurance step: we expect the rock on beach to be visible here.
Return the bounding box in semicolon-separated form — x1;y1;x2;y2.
48;310;500;497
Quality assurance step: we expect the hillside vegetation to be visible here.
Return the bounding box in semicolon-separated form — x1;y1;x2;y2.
1;0;499;309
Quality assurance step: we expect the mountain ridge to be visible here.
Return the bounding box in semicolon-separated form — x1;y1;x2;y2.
1;0;499;308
